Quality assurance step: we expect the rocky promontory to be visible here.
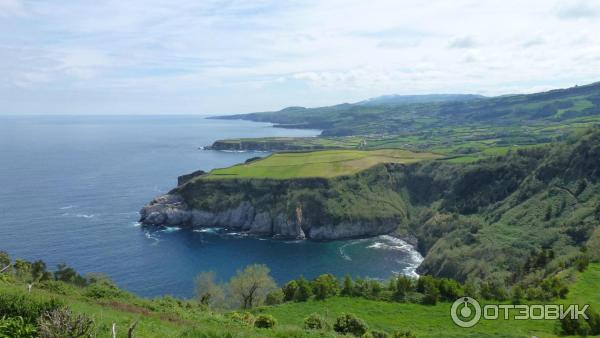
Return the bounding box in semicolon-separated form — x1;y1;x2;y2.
139;164;409;240
206;139;332;152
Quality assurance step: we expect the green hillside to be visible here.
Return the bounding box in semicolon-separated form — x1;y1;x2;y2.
217;82;600;136
210;82;600;154
205;149;440;179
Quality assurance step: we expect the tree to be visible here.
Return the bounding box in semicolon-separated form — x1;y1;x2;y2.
353;278;369;297
54;264;87;286
394;276;413;301
341;275;353;296
438;278;462;301
511;285;524;305
228;264;276;309
294;277;312;302
194;271;225;309
423;284;440;305
282;280;298;302
369;280;382;298
13;259;32;281
265;289;284;305
421;279;440;305
31;260;51;282
0;251;10;272
312;274;339;300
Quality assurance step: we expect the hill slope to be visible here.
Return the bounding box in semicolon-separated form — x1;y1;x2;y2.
215;82;600;137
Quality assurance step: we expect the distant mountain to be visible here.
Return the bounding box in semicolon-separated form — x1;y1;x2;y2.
214;81;600;136
356;94;484;106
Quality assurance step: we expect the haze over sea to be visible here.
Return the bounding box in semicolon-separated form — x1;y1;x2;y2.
0;115;422;298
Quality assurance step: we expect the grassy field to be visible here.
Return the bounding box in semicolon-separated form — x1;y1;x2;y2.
258;264;600;338
2;264;599;337
205;149;441;179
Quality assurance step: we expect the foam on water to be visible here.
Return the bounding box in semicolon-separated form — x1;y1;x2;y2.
75;214;95;219
160;226;181;233
338;238;369;261
193;227;220;234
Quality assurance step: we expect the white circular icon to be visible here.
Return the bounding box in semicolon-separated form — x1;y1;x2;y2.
451;297;481;328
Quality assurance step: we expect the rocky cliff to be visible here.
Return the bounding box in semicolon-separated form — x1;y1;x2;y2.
139;165;407;240
206;140;332;152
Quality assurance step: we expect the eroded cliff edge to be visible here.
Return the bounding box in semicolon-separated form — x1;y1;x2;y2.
139;165;407;240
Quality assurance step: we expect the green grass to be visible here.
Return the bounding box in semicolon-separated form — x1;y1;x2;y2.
564;263;600;309
258;297;560;338
259;264;600;338
205;149;441;179
2;264;600;337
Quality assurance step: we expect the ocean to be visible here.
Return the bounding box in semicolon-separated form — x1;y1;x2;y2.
0;115;422;298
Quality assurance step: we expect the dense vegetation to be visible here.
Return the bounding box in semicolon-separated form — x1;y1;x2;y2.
177;128;600;290
2;250;600;337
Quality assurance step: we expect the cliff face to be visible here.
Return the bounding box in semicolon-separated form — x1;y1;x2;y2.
139;165;407;240
207;140;331;152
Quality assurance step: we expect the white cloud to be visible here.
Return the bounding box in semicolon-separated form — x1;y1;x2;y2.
1;0;600;114
0;0;25;16
448;36;478;49
556;0;598;19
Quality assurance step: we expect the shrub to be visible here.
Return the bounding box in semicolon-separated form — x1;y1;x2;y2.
333;313;368;336
368;329;390;338
0;316;37;338
37;308;95;338
0;291;63;324
227;312;255;326
265;289;284;305
303;313;329;330
253;314;277;329
38;280;68;295
560;307;600;336
84;280;130;300
392;330;417;338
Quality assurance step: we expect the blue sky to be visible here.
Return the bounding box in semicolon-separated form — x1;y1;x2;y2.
1;0;600;115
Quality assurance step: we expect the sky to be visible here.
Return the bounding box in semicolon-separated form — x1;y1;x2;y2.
1;0;600;115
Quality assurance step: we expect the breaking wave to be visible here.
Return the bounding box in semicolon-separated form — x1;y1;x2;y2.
367;235;423;277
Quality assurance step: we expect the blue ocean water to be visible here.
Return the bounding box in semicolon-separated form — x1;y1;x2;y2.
0;115;422;298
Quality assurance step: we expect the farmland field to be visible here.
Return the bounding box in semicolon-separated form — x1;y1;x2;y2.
205;149;441;179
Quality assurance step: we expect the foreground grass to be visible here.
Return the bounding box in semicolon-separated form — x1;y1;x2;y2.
259;264;600;338
206;149;440;179
258;297;556;338
3;264;599;337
